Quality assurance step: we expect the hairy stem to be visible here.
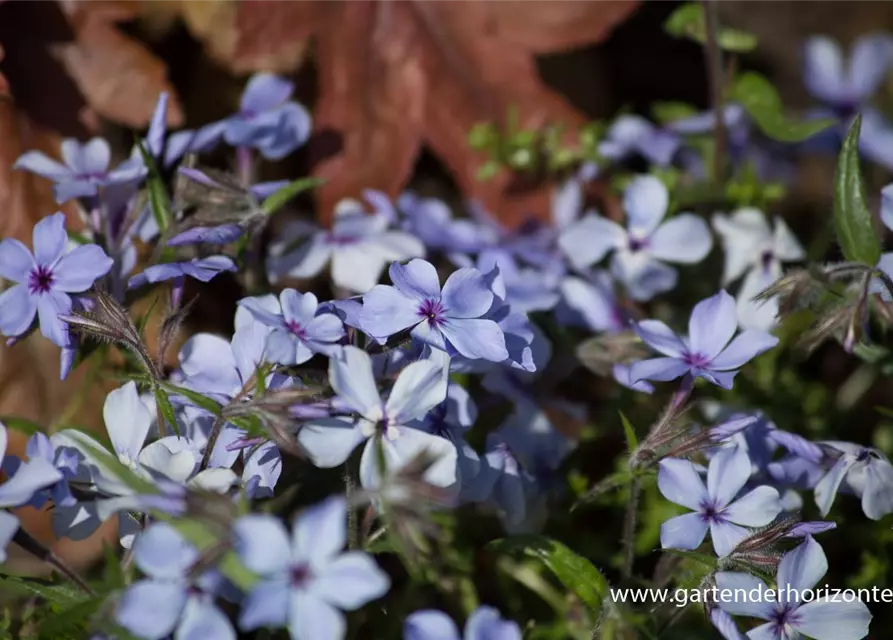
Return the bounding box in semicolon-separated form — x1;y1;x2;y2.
344;465;358;550
702;0;727;185
621;474;642;581
201;373;258;470
12;528;95;596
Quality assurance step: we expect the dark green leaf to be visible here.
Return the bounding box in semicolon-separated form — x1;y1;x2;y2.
651;101;698;125
38;597;103;640
0;416;45;437
732;73;835;142
153;387;181;437
619;412;638;453
135;141;172;234
661;548;719;568
261;177;325;216
833;115;882;265
489;535;608;613
154;380;224;416
664;3;758;52
0;576;86;606
168;519;257;591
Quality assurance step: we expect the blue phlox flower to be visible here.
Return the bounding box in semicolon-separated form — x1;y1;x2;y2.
658;445;782;556
404;605;522;640
473;433;536;526
115;521;236;640
267;199;424;293
598;114;682;167
474;250;560;315
871;183;893;300
629;290;779;390
814;441;893;520
0;212;113;346
716;536;872;640
234;497;390;639
398;192;493;260
127;255;237;290
558;268;626;333
238;288;345;365
298;346;458;491
15;138;147;204
712;208;805;330
359;259;509;362
557;175;712;300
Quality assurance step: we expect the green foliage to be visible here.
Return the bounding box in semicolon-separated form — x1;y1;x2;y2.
664;3;758;52
135;141;172;235
489;535;609;615
261;177;325;216
732;72;836;142
833;114;883;265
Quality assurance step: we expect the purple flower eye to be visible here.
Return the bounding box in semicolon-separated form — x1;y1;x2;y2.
417;299;446;326
27;265;55;294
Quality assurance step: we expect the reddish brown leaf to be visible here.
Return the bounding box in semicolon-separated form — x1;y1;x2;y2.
305;0;639;225
53;10;184;128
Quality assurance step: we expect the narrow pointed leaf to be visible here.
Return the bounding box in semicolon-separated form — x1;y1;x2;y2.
261;177;325;216
733;73;835;142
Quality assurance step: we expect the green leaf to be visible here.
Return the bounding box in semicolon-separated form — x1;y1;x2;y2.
651;101;698;125
0;576;86;606
489;535;608;614
619;412;638;453
54;429;157;495
732;72;835;142
0;416;45;437
153;387;181;437
261;177;325;216
135;140;172;234
154;380;224;416
38;597;103;640
660;548;718;569
168;519;257;591
664;3;758;52
833;114;882;265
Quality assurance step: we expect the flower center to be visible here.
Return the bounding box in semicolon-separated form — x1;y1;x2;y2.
627;236;649;252
324;232;361;247
760;249;775;272
683;351;711;368
417;298;445;327
290;563;313;588
285;320;306;339
699;499;725;523
28;265;55;294
769;603;802;632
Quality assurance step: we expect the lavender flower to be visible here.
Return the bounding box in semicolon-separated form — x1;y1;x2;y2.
267;198;424;293
558;176;712;301
238;289;345;365
298;346;458;491
872;183;893;299
127;255;237;290
0;422;64;562
0;212;113;345
629;290;779;390
658;445;782;556
116;522;235;640
473;433;535;526
404;606;522;640
235;497;390;638
598;115;682;167
15;138;147;204
712;208;805;330
717;536;872;639
195;73;312;160
815;442;893;520
359;259;509;362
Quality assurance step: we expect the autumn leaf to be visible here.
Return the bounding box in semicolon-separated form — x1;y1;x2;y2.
166;0;638;225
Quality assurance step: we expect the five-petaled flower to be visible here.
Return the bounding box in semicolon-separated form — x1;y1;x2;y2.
630;290;779;390
404;606;522;640
658;445;782;556
0;212;113;346
558;175;712;301
359;259;509;363
15;138;147;204
234;497;390;639
717;536;872;640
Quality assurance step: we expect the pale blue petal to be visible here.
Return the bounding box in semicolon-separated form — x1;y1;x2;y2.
297;417;367;468
707;446;752;508
13;151;71;181
410;319;447;352
180;256;237;282
313;552;390;610
849;33;893;99
175;599;236;640
623;175;669;237
658;457;708;510
133;522;198;579
710;330;779;370
882;183;893;233
62;138;110;175
389;259;441;300
0;458;62;507
688;290;737;359
404;610;460;640
233;515;292;575
710;608;746;640
861;459;893;520
116;581;187;640
358;285;421;339
305;312;345;343
0;511;19;563
265;330;301;365
52;244;113;292
0;284;37;337
291;496;347;567
239;579;289;630
281;289;317;326
648;215;712;264
179;334;240;395
777;536;827;595
441;268;494;319
557;215;626;271
814;455;858;516
0;238;35;282
709;521;750;556
240;73;293;112
32;212;68;266
238;295;283;328
440;318;508;362
465;606;522;640
610;251;677;301
628;357;690;384
633;319;685;357
660;512;708;550
793;600;872;640
804;36;846;103
715;572;775;619
289;592;345;640
36;289;72;346
386;359;447;424
724;486;782;527
694;368;737;389
329;346;381;417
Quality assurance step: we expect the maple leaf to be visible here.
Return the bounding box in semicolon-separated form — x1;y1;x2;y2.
176;0;639;225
